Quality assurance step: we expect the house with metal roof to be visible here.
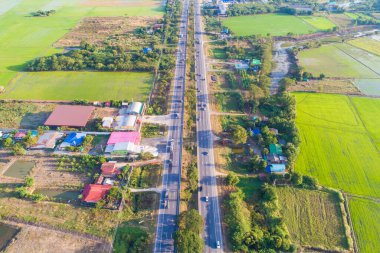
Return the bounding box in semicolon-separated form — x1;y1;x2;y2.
266;164;286;174
114;115;137;131
126;102;144;115
60;132;87;149
44;105;94;128
100;161;119;177
107;132;141;145
31;131;63;149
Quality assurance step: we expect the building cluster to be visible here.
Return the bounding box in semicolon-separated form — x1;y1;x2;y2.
102;102;144;131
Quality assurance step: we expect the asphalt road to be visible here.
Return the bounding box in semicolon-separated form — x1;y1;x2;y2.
194;0;224;252
153;0;189;252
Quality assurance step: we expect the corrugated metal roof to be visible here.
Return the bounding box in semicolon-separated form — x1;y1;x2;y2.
44;105;94;127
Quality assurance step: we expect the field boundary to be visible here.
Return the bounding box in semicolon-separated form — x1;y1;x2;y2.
334;44;380;77
342;193;359;253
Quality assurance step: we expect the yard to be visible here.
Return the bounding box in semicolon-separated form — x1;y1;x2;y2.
349;197;380;253
0;102;55;129
2;72;153;101
298;43;380;78
294;93;380;198
222;14;317;37
214;92;244;113
128;164;162;188
0;0;163;93
276;187;349;251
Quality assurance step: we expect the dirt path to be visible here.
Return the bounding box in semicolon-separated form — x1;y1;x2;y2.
270;42;291;95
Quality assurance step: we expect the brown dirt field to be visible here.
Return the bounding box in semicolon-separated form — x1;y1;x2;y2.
81;0;160;7
55;16;159;47
0;155;88;188
3;220;107;253
92;107;118;119
33;156;88;188
288;79;362;95
0;102;56;129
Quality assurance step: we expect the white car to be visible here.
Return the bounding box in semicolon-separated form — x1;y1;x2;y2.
205;196;209;202
216;241;220;249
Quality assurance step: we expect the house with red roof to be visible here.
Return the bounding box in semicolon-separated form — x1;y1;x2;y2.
44;105;94;128
100;161;119;177
81;184;112;203
13;132;27;140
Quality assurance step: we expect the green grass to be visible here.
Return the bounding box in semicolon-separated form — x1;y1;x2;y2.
348;37;380;57
222;14;317;37
298;43;380;78
276;187;348;250
0;0;163;86
212;48;227;59
113;225;149;253
215;92;244;112
294;93;380;198
300;16;336;30
349;197;380;253
1;72;153;101
236;177;261;199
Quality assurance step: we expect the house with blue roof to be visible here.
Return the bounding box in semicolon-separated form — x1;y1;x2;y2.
143;47;152;54
60;132;87;149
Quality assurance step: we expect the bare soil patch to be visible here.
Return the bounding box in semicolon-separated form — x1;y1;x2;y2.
55;16;159;47
3;220;108;253
288;78;362;95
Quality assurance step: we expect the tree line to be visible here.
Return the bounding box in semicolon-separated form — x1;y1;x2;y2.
27;41;160;72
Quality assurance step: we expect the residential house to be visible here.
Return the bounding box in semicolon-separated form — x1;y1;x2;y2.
31;131;63;149
60;132;87;149
125;102;144;115
81;184;112;203
100;161;119;177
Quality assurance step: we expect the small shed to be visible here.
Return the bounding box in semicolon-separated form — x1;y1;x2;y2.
143;47;152;54
100;161;118;177
126;102;144;115
102;117;114;129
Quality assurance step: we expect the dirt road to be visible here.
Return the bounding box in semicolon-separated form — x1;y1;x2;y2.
270;42;291;94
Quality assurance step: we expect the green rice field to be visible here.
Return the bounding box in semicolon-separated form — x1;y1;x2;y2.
276;187;348;250
348;37;380;57
298;43;380;78
349;197;380;253
2;72;153;101
222;14;317;36
294;93;380;198
300;15;336;30
0;0;163;95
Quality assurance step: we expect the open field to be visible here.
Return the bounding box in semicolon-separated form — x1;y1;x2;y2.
0;102;55;129
3;220;108;253
0;0;163;87
298;43;380;78
348;36;380;57
299;16;336;30
349;197;380;253
354;79;380;96
276;187;349;251
2;72;153;101
327;13;353;27
222;14;317;37
294;93;380;198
